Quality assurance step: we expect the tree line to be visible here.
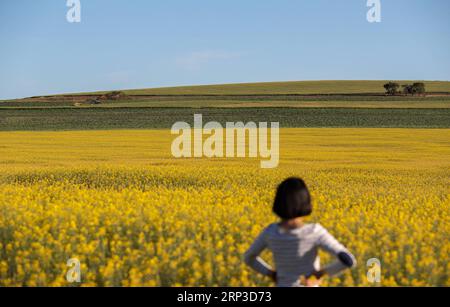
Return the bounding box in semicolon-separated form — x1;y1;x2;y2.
384;82;426;96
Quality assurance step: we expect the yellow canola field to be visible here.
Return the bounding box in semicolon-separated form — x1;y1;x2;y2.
0;129;448;287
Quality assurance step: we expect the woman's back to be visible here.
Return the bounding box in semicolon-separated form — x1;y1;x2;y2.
245;223;355;287
267;223;321;287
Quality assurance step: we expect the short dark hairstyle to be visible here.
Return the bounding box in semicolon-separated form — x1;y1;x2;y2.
273;178;312;219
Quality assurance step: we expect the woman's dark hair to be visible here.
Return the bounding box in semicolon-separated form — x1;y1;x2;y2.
273;178;312;219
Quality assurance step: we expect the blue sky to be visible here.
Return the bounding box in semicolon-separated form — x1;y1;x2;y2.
0;0;449;99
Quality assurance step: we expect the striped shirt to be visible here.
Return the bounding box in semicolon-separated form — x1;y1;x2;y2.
244;223;356;287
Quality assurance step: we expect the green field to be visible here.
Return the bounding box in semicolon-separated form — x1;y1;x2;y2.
2;96;450;109
1;108;449;131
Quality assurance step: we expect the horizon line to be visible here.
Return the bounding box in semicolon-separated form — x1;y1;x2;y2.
3;79;450;100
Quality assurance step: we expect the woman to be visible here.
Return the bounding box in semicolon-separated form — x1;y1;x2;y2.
244;177;356;287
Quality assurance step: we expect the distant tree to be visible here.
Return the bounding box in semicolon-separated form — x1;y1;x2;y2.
384;82;400;96
412;83;426;96
402;83;426;96
402;84;414;96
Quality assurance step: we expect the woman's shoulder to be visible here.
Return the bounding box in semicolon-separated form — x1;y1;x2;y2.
259;223;290;237
263;223;327;235
261;223;329;237
264;223;280;233
304;223;328;235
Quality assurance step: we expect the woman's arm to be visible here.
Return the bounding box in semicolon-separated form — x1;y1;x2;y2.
316;224;357;276
244;229;274;277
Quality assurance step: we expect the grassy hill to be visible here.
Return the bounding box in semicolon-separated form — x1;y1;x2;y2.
94;80;450;96
2;80;449;109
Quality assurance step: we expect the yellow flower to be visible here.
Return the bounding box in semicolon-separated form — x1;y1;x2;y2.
0;128;448;287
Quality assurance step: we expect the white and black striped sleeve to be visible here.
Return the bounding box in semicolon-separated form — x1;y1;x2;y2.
244;228;273;277
316;224;356;276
